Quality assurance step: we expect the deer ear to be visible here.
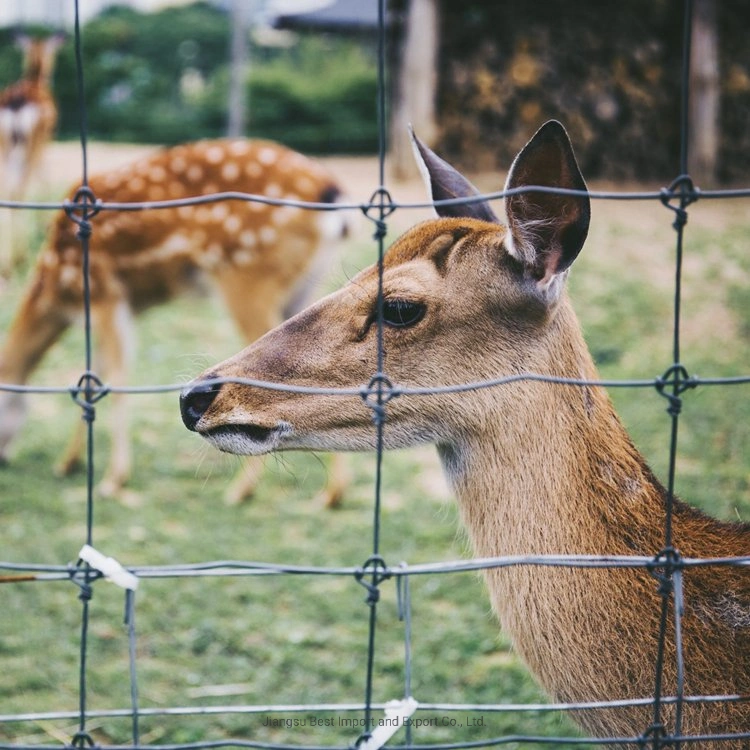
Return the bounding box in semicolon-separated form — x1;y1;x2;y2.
410;127;500;223
504;120;590;297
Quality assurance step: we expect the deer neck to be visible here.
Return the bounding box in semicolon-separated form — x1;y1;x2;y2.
437;299;667;561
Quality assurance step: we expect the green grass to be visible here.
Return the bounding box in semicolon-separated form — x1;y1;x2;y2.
1;171;749;749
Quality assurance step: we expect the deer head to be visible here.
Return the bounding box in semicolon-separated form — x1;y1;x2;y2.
180;120;590;459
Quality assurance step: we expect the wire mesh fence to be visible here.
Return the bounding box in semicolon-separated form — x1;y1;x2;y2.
1;0;750;748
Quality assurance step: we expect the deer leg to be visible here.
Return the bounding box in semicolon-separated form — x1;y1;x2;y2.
54;415;86;477
0;208;14;276
96;299;135;498
316;452;349;509
55;298;135;497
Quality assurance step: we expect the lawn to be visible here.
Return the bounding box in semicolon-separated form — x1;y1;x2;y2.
0;145;749;749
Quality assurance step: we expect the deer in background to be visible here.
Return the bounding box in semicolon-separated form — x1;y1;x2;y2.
0;33;65;272
181;121;750;744
0;33;64;201
0;138;349;506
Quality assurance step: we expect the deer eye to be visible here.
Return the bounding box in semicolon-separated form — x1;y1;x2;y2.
381;298;426;328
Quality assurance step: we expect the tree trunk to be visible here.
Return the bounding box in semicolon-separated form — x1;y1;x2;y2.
227;0;250;138
688;0;719;185
390;0;440;181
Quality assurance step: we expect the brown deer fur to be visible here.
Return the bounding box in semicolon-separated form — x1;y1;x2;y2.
180;122;750;745
0;138;349;505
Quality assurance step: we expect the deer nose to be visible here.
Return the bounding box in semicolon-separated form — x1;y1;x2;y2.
180;379;222;431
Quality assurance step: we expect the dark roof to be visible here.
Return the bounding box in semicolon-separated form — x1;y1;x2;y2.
271;0;386;33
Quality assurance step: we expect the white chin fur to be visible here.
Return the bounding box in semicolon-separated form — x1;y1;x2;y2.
201;421;291;456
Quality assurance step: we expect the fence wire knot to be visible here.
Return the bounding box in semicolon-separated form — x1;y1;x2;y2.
640;721;669;750
655;364;696;417
648;546;683;597
362;188;396;240
64;186;102;239
355;555;391;605
68;731;97;750
68;560;97;602
361;373;398;427
660;175;699;231
70;371;109;422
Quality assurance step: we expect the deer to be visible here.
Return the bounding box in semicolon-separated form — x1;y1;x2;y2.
180;121;750;745
0;33;64;202
0;138;350;506
0;33;65;272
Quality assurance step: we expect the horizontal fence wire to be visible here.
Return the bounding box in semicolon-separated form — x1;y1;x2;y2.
1;0;750;748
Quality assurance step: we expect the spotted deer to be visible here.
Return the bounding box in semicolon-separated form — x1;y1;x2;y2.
180;122;750;744
0;33;64;203
0;138;349;505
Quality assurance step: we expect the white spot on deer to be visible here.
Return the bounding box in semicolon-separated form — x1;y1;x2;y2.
59;263;79;288
164;233;191;254
259;226;277;245
196;242;223;270
224;214;241;234
284;153;308;172
294;175;316;195
128;177;145;193
239;230;257;248
103;173;121;190
257;147;277;166
264;182;282;198
249;201;267;213
211;203;229;221
205;145;224;165
272;202;301;227
149;165;167;182
177;205;192;219
201;182;218;196
187;164;203;183
221;161;240;181
42;249;58;267
229;140;250;157
195;207;212;225
170;155;187;174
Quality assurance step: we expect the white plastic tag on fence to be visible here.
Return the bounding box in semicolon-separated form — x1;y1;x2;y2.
357;696;419;750
79;544;139;591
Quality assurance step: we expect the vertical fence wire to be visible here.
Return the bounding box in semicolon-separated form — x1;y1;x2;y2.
358;0;394;739
649;1;695;746
70;3;95;747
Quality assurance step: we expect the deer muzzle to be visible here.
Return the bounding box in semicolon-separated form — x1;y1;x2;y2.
180;379;291;455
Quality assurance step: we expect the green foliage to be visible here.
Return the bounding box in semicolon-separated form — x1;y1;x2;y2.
50;3;231;143
30;2;377;152
246;38;378;154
